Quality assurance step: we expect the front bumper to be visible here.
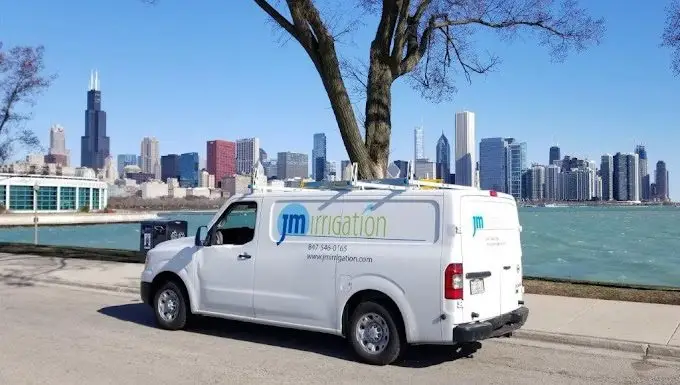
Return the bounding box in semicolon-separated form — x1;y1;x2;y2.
140;281;152;305
453;306;529;343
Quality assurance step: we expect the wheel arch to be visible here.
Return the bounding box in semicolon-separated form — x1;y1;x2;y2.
341;289;411;343
149;271;194;312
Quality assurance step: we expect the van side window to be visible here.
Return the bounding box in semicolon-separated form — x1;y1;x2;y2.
212;201;257;246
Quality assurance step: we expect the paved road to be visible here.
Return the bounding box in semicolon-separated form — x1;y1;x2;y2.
0;282;679;385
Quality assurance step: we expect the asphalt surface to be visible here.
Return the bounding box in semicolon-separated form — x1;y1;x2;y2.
1;282;679;385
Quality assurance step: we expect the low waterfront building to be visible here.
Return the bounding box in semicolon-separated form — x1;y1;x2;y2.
0;173;108;212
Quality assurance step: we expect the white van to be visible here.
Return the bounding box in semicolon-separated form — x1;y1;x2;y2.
140;173;529;365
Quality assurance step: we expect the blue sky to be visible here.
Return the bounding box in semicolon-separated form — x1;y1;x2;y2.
3;0;679;197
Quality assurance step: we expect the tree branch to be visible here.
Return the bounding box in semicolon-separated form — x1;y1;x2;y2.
390;0;413;63
398;13;438;75
253;0;298;39
662;0;680;75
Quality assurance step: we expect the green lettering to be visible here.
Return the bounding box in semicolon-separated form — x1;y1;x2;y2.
364;216;375;236
310;216;317;235
375;216;387;237
332;216;342;235
342;216;351;235
322;215;329;235
352;213;360;236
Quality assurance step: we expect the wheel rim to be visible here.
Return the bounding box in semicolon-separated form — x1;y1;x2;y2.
157;288;181;322
355;312;390;354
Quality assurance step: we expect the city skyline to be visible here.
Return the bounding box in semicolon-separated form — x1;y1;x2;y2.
13;105;672;203
6;1;679;199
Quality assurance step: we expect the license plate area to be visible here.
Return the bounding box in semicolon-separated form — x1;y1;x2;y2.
470;278;485;295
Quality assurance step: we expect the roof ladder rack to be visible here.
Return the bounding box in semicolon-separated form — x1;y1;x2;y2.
248;161;480;193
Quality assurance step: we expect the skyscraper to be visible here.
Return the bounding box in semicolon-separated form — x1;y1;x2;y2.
160;154;180;182
524;165;546;201
140;137;160;179
45;124;69;166
479;137;509;192
393;160;409;178
80;70;110;170
612;152;639;201
613;152;627;201
655;160;669;201
413;126;424;161
207;140;236;184
600;154;614;201
312;133;327;181
626;153;640;201
635;145;650;201
236;137;260;175
506;139;527;199
454;111;476;187
179;152;200;187
545;164;560;201
277;152;308;179
117;154;138;177
549;146;560;165
435;133;451;183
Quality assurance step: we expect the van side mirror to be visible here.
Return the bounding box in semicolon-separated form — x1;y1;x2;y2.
195;225;208;247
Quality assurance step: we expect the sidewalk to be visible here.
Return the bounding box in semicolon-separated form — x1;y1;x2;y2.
1;252;679;359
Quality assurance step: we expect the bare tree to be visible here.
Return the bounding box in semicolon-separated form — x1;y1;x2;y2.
257;0;605;178
663;0;680;74
145;1;604;178
0;42;56;163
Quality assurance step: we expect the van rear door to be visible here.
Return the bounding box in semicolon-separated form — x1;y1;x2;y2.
459;194;522;323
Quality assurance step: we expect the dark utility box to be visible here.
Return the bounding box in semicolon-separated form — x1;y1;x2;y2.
139;220;189;252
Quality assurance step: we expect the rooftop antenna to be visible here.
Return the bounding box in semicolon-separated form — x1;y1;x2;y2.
94;70;100;91
89;70;94;90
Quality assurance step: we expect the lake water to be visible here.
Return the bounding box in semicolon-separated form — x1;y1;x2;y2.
1;206;678;287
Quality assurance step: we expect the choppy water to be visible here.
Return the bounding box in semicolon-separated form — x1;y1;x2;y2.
1;207;678;286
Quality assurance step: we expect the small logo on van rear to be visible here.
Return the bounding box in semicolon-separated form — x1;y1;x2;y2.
472;216;484;237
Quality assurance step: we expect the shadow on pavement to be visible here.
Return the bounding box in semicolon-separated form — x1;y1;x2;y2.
98;303;481;368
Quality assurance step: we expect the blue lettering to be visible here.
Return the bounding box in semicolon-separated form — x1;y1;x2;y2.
472;216;484;237
286;214;306;234
276;213;307;245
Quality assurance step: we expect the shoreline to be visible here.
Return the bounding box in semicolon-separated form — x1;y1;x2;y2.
1;242;678;305
0;212;160;227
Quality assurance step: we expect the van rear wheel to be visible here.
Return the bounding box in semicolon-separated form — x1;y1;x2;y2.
348;301;403;366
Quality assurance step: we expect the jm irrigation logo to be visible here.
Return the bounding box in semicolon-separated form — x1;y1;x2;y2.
275;203;389;245
276;203;310;245
472;215;484;237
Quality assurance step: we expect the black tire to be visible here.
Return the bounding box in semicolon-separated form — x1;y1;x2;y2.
152;280;188;330
348;301;403;366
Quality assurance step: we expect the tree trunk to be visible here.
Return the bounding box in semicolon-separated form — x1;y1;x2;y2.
363;50;393;179
313;39;376;179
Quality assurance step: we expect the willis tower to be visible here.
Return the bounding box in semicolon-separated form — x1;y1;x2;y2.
80;70;110;170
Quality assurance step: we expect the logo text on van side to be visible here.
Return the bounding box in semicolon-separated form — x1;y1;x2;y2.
276;203;388;245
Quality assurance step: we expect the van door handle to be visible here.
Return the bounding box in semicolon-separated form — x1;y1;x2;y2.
238;253;252;260
503;265;511;270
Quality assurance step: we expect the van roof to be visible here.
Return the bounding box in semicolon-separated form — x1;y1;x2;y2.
230;188;515;200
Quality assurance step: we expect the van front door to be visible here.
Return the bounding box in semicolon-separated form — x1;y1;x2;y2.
195;200;260;318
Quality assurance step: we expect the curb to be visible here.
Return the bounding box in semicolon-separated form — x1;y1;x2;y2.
513;330;680;361
0;273;139;295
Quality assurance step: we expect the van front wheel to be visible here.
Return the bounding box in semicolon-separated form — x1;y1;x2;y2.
153;280;188;330
348;301;403;365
